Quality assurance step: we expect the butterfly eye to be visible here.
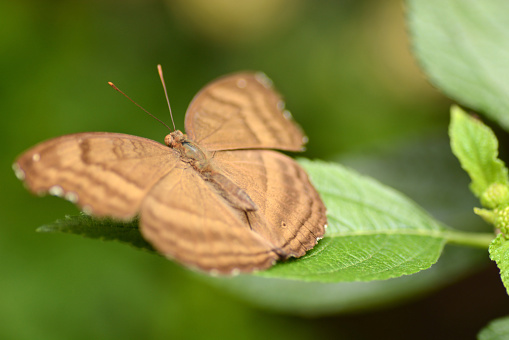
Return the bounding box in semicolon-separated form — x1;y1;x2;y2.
165;131;187;148
164;134;174;147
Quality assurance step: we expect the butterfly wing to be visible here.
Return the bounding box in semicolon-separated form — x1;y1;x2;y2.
140;166;280;274
211;150;327;258
184;72;306;152
14;132;178;220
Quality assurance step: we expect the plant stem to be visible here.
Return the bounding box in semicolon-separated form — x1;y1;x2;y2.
443;230;494;249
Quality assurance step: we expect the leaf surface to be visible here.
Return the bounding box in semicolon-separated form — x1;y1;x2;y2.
408;0;509;129
449;106;508;198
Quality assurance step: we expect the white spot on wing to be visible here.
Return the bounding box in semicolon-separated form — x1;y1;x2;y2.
65;191;78;203
236;78;247;88
230;268;240;276
254;72;273;88
32;153;40;162
283;110;292;120
82;205;93;215
49;185;64;197
277;100;285;110
12;163;25;180
208;269;219;277
302;136;309;144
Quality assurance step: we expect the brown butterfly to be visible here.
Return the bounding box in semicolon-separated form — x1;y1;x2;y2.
13;69;327;274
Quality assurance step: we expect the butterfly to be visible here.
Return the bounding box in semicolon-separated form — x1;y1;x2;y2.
13;69;327;274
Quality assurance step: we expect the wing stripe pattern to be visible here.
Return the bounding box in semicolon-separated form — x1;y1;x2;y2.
140;168;281;273
15;132;177;219
214;150;326;260
185;73;306;151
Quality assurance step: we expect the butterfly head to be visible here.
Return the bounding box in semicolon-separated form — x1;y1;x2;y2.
164;130;187;148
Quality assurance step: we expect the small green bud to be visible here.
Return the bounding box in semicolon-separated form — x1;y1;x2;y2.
494;204;509;235
481;183;509;209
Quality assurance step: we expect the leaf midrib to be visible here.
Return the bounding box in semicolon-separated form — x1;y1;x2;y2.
325;229;447;239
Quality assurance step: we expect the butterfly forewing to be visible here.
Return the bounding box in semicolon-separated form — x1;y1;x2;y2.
15;132;179;219
184;73;306;151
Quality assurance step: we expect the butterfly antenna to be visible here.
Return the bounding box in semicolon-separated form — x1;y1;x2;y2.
108;82;172;131
157;64;177;131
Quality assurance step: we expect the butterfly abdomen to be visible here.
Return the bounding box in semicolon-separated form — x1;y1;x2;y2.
169;133;258;212
207;172;258;212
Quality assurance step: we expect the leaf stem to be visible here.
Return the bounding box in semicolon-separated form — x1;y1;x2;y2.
443;230;494;249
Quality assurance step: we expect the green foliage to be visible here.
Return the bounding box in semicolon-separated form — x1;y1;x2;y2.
207;245;487;315
408;0;509;130
36;137;491;315
478;315;509;340
489;234;509;295
449;106;508;198
448;106;509;296
263;159;449;281
40;159;495;283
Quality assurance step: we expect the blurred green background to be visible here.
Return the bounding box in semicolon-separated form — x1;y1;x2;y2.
2;0;508;339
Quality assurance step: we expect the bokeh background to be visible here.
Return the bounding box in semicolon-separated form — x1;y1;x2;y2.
2;0;508;339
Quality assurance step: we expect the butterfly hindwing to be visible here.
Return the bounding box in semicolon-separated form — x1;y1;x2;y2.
212;149;327;258
140;165;280;273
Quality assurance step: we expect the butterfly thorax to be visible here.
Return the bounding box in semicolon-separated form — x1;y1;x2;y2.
165;130;211;172
164;130;257;212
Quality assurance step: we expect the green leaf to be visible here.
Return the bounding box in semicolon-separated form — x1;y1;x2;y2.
37;214;155;252
489;234;509;295
259;159;454;282
478;315;509;340
206;138;492;315
407;0;509;129
449;106;508;198
206;246;488;315
39;159;493;283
